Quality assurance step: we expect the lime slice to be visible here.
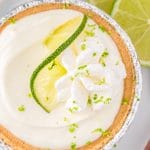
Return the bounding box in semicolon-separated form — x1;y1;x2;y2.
30;15;87;112
111;0;150;66
87;0;116;14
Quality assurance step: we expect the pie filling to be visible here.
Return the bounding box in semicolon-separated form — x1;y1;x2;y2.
0;9;126;149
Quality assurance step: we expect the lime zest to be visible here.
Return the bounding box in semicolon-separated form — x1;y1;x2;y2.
87;96;92;106
78;65;87;70
99;25;106;32
18;105;26;112
69;106;79;113
92;128;110;137
93;52;97;56
91;94;112;104
64;117;69;122
68;123;78;133
28;93;32;98
96;77;106;85
70;142;77;150
99;49;109;67
81;43;86;50
8;18;16;24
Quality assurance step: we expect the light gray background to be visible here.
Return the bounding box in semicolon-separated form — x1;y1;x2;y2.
0;0;149;150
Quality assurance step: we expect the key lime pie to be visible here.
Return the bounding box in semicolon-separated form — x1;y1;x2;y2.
0;1;141;150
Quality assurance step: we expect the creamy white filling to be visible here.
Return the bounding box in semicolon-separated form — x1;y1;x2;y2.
0;9;126;149
56;20;126;112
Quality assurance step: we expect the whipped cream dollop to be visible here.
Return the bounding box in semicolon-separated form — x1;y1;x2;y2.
55;20;126;112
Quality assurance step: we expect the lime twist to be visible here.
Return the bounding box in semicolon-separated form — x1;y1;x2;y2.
30;15;87;112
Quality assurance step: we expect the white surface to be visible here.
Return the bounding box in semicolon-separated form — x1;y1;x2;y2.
0;1;149;150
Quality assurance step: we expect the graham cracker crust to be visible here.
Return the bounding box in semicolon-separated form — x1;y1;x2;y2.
0;3;136;150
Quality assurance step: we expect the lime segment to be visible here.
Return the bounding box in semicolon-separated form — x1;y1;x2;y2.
111;0;150;66
87;0;116;14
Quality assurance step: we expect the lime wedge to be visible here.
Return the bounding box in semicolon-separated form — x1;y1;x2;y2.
111;0;150;67
87;0;116;14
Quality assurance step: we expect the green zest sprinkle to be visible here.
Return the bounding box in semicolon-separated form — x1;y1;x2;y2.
92;128;110;137
9;18;16;24
97;77;106;85
78;65;87;70
122;98;129;105
85;69;90;76
69;123;78;133
87;24;96;28
103;98;112;104
28;93;32;98
92;94;112;104
84;30;95;37
93;52;97;56
75;68;89;78
83;38;87;42
84;22;96;37
87;96;92;106
99;50;109;67
45;97;49;101
69;106;79;113
73;100;76;104
48;61;56;70
64;117;68;122
87;23;96;30
93;96;103;104
99;58;106;67
18;105;26;112
73;136;77;139
81;43;86;50
92;128;103;133
93;94;98;100
99;25;106;32
74;72;80;77
70;76;74;81
101;50;109;57
70;142;77;150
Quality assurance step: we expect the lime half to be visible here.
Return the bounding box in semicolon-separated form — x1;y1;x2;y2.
111;0;150;67
87;0;116;14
